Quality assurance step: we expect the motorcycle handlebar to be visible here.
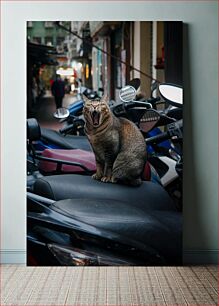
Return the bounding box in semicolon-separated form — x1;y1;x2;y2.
124;101;152;109
59;123;74;134
147;97;161;104
124;97;160;109
146;132;169;145
146;119;183;145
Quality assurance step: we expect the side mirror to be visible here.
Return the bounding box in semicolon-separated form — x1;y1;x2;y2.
159;83;183;108
119;85;136;103
53;107;70;119
139;109;160;133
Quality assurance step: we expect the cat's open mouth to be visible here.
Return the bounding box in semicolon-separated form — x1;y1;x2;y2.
91;111;100;126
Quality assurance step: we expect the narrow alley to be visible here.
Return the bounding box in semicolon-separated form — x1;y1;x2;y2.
32;91;78;130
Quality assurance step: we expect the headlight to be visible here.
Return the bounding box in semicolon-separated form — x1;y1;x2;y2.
48;244;131;266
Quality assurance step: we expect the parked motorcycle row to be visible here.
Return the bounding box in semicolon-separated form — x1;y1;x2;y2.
27;79;183;266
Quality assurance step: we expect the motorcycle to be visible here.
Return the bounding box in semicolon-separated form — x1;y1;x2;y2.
53;78;142;136
29;78;164;154
27;83;183;204
27;80;164;181
27;169;182;266
116;83;183;209
27;83;183;266
27;107;160;186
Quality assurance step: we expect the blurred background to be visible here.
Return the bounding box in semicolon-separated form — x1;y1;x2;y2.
27;21;182;128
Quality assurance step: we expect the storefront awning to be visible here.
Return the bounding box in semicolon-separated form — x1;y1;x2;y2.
27;40;58;66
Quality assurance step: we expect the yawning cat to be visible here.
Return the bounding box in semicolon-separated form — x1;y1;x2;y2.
83;94;147;186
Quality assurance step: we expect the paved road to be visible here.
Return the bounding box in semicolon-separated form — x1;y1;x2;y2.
33;91;79;131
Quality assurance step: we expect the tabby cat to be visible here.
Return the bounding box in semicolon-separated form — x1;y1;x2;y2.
83;94;147;186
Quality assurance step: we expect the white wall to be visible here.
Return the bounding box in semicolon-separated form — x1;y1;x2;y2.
1;1;218;263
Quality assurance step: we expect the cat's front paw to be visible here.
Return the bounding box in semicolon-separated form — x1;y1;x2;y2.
92;173;102;180
101;176;111;183
110;176;118;184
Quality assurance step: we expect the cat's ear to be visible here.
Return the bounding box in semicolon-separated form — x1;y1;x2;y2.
100;92;109;104
82;95;90;104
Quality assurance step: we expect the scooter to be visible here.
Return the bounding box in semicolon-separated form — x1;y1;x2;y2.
27;178;182;266
53;80;182;152
27;82;169;180
30;79;164;153
107;83;183;209
27;107;161;186
27;83;183;266
27;83;183;206
27;144;182;267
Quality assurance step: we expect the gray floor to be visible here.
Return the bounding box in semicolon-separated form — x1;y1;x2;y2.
1;265;218;305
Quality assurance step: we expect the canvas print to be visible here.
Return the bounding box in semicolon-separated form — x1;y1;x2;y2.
27;21;183;266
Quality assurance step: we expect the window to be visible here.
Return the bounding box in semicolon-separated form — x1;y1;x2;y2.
33;37;42;44
45;21;54;28
45;36;53;46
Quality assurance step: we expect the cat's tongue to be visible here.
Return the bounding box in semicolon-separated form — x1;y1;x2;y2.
92;111;100;126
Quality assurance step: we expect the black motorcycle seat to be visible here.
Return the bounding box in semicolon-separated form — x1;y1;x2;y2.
27;118;41;141
41;128;92;151
51;198;182;263
33;174;176;211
